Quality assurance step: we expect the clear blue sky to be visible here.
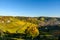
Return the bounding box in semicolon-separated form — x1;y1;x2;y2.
0;0;60;17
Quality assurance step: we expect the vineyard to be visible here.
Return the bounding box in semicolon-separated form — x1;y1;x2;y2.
0;16;60;40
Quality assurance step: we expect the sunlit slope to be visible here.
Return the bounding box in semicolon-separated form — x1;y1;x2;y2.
0;16;38;33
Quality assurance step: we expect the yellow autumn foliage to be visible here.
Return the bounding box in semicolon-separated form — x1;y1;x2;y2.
0;16;38;34
26;25;39;38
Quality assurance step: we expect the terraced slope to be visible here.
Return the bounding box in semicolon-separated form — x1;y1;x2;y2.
0;16;38;34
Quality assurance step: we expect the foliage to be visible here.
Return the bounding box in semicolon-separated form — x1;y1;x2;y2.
0;16;60;40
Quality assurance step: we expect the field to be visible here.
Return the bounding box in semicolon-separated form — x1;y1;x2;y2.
0;16;60;40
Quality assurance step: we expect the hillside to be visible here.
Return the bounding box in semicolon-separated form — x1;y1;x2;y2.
0;16;60;40
0;16;38;33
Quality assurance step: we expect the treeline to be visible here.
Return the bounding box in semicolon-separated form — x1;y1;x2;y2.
16;16;60;26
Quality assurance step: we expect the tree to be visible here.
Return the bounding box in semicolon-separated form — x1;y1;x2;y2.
40;17;45;21
25;25;39;39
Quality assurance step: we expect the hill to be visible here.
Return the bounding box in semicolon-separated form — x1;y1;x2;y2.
0;16;60;40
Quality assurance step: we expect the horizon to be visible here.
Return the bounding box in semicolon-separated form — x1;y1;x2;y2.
0;15;60;18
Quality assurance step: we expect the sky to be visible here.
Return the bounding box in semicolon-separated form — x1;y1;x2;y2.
0;0;60;17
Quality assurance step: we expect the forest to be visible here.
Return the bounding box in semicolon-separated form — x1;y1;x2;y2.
0;16;60;40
